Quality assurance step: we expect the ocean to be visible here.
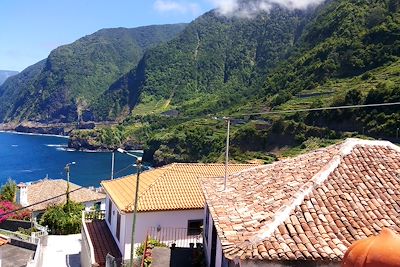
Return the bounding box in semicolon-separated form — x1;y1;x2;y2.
0;132;145;187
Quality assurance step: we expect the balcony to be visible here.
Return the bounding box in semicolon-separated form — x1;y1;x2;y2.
81;211;122;267
146;226;203;248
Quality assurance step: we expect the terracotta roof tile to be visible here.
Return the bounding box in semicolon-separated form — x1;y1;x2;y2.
24;179;105;211
101;163;256;213
202;138;400;263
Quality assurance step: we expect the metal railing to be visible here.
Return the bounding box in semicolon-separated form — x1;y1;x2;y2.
84;210;106;221
147;227;203;248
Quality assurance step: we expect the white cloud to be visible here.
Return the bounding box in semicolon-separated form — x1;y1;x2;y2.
154;0;201;15
208;0;324;17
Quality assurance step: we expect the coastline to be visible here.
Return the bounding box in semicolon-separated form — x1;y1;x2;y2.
0;130;69;139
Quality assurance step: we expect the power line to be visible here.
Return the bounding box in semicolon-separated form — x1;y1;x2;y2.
113;163;136;176
0;187;85;218
227;101;400;118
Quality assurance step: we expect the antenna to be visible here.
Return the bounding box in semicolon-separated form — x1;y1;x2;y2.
224;117;231;191
111;151;115;180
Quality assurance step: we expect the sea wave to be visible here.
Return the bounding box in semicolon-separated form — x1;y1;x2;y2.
56;147;76;152
0;130;69;139
17;169;44;173
45;144;68;148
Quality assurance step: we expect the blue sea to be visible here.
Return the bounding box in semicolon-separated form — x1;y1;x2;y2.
0;132;146;187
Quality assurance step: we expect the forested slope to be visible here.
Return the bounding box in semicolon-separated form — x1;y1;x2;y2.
0;24;187;123
71;0;400;165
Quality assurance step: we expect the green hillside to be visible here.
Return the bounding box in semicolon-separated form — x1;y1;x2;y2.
70;0;400;165
0;24;187;123
0;70;19;85
0;61;46;121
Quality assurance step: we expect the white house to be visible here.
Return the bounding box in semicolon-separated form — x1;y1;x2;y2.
201;139;400;267
81;163;255;267
16;179;106;218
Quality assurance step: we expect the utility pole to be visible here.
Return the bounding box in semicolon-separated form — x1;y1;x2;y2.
65;162;76;211
111;151;115;180
65;165;70;205
116;148;142;267
130;157;142;267
397;128;399;140
224;118;231;191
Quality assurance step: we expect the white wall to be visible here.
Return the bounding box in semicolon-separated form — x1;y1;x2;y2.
215;236;223;267
105;195;126;256
204;206;213;266
123;209;204;260
83;199;106;211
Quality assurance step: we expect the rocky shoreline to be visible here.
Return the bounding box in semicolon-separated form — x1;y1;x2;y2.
0;121;96;136
1;122;147;156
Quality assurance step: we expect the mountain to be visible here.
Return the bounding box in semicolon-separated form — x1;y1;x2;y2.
70;0;400;165
0;24;187;123
92;6;312;121
0;70;19;85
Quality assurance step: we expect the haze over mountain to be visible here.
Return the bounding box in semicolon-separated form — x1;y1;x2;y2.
0;70;19;86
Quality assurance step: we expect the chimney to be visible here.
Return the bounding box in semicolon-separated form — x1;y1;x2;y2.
16;183;28;207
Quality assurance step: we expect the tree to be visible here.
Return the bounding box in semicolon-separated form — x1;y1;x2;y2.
40;201;84;235
0;178;17;202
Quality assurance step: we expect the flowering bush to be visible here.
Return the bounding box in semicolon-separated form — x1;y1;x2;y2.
0;200;31;223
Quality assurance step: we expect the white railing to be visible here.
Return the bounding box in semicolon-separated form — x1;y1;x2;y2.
0;228;42;267
0;228;38;244
81;211;97;267
26;238;42;267
31;219;49;239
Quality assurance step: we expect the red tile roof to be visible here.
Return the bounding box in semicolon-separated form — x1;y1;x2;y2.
202;139;400;262
86;220;122;267
23;179;105;211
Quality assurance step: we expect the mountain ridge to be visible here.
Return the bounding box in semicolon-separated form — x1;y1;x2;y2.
0;23;187;123
0;70;19;86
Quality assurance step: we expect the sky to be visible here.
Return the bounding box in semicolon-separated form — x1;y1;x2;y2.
0;0;323;71
0;0;215;71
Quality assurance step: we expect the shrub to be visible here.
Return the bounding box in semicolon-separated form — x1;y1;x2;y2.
135;238;167;256
40;201;84;235
0;178;17;202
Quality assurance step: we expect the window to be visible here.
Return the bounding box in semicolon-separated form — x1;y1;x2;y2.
116;213;121;241
107;199;112;223
187;219;203;236
94;201;101;211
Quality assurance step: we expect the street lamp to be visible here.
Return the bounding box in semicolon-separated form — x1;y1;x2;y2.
117;148;142;267
65;162;76;210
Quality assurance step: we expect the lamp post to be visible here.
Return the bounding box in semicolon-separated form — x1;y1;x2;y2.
223;117;231;191
65;162;76;212
117;148;142;267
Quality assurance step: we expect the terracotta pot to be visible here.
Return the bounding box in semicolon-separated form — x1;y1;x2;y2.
342;228;400;267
